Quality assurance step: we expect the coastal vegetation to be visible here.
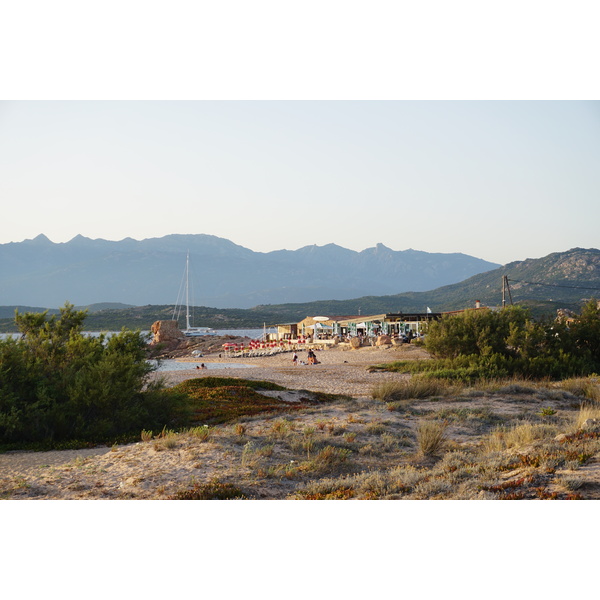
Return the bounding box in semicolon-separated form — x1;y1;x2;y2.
4;373;600;499
3;301;600;499
0;304;341;450
0;303;185;448
370;301;600;382
0;303;292;333
161;377;339;426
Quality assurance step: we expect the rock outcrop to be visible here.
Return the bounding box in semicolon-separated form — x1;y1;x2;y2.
376;335;392;346
150;320;185;346
349;337;362;350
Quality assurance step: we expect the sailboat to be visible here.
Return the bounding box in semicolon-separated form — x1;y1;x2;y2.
174;251;216;337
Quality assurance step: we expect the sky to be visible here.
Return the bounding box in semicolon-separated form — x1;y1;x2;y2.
1;99;598;266
3;0;600;590
1;3;599;268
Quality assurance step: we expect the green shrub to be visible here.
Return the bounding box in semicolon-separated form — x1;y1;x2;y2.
372;301;600;382
170;379;313;425
176;377;286;392
0;303;182;445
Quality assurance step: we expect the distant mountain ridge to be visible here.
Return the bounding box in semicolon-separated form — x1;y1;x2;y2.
0;234;499;308
1;248;598;332
254;247;600;319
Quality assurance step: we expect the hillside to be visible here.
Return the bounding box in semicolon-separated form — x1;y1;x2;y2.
0;234;498;308
258;248;600;319
1;248;598;332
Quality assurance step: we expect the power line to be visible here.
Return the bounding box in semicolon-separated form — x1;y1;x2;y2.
507;278;600;292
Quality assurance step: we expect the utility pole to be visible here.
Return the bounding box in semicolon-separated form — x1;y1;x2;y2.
502;275;513;307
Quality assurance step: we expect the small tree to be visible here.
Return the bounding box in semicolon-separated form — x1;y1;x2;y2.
568;298;600;371
0;303;180;444
423;301;600;380
425;305;531;359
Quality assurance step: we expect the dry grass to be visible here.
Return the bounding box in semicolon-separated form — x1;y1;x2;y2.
371;378;456;403
416;420;447;456
482;422;558;453
153;428;179;451
6;372;600;500
572;404;600;431
557;378;600;403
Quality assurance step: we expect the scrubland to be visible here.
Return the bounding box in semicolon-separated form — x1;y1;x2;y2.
2;344;599;500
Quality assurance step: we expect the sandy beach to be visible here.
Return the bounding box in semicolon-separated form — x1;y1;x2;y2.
0;344;418;493
151;343;428;397
3;342;600;500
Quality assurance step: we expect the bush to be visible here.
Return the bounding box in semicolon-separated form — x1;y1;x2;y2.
0;303;182;445
169;480;247;500
170;379;310;425
373;301;600;382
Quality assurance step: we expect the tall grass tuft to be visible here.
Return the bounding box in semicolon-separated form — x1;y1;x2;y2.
169;480;246;500
153;428;179;450
558;378;600;403
482;422;557;453
372;378;455;403
305;445;352;473
187;425;213;442
573;404;600;431
141;429;153;442
416;420;447;456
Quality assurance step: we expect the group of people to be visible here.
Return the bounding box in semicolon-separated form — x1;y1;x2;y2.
292;349;320;366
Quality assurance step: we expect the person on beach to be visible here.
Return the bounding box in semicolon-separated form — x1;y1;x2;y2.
292;352;298;365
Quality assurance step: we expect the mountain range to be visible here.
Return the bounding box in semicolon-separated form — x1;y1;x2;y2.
256;247;600;320
0;234;499;308
1;247;598;332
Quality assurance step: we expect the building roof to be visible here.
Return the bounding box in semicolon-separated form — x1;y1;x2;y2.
338;313;442;325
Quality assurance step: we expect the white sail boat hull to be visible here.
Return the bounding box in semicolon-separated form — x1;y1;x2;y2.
183;327;216;337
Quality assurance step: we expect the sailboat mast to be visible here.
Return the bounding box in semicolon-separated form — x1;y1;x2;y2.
186;251;191;331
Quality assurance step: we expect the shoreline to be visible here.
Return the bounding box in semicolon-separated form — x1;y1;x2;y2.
151;344;427;397
0;343;428;498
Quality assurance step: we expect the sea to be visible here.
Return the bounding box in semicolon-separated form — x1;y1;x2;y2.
151;360;257;372
0;327;275;341
0;328;273;372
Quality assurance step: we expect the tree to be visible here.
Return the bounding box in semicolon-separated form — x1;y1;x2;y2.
423;301;600;380
425;306;531;359
0;303;180;444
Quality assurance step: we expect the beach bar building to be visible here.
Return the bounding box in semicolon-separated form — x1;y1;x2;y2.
274;315;360;343
335;312;442;338
275;322;299;340
296;316;359;340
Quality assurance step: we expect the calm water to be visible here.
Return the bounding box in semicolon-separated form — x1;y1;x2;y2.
151;360;257;372
0;328;275;340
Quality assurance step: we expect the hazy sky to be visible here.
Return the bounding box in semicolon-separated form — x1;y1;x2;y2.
1;100;598;265
3;0;600;586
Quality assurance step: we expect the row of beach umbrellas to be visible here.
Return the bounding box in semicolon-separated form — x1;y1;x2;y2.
222;339;310;354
